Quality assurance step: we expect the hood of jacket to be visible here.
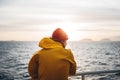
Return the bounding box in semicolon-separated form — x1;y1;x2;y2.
39;37;63;49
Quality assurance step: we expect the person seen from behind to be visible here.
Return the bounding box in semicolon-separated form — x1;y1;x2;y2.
28;28;76;80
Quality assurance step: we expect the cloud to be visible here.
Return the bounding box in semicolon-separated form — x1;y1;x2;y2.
76;29;120;32
1;0;120;31
0;0;15;5
0;18;59;32
1;0;120;14
0;24;52;32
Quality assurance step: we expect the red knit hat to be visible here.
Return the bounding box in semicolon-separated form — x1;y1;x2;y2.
52;28;68;41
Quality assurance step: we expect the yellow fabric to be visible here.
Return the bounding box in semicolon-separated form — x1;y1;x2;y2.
28;38;76;80
39;37;63;49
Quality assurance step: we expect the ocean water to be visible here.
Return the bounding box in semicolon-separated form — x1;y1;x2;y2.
0;41;120;80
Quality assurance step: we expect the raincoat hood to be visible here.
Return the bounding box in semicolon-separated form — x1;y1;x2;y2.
39;37;63;49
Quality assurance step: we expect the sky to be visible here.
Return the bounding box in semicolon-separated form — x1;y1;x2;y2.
0;0;120;41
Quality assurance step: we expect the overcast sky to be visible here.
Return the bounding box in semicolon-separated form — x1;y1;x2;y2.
0;0;120;41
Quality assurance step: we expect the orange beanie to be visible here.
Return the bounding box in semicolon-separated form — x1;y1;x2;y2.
52;28;68;41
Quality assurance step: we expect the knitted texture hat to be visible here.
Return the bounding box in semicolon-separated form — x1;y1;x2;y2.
52;28;68;41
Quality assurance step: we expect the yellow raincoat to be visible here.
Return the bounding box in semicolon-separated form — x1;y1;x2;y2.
28;38;76;80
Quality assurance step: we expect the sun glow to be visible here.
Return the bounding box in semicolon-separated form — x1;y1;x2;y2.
50;22;91;41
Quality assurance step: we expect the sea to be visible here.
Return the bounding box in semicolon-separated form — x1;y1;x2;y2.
0;41;120;80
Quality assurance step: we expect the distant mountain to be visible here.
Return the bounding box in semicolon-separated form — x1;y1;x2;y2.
80;38;93;42
111;36;120;41
101;38;111;41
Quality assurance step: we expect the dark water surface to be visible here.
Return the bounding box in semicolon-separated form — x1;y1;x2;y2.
0;41;120;80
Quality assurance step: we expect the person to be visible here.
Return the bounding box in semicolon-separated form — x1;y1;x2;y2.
28;28;76;80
